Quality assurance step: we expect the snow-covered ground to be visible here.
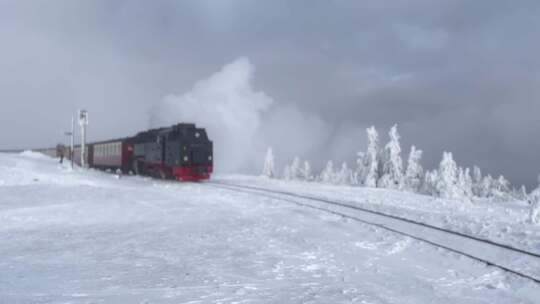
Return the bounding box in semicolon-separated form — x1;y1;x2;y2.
1;152;539;303
220;175;540;255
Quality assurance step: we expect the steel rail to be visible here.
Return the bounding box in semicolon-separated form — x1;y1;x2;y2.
206;181;540;285
210;181;540;259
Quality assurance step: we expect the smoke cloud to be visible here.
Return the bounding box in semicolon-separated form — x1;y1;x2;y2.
151;57;371;174
150;58;273;172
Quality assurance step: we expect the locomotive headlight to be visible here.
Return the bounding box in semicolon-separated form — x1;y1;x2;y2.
183;156;189;162
208;156;212;161
195;132;200;138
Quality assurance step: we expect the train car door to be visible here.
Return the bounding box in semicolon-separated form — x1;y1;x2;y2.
158;135;166;164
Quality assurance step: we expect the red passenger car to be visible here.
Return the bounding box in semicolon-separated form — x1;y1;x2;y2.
92;140;133;173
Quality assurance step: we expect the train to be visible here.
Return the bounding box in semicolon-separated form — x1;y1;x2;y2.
58;123;213;181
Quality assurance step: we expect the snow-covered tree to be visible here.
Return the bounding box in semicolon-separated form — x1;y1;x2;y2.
404;146;423;192
261;147;275;178
422;170;439;196
290;157;302;180
301;161;312;181
528;187;540;224
319;160;335;184
364;126;380;188
336;162;353;185
355;151;367;186
378;125;404;189
472;166;483;197
488;175;513;201
472;166;482;184
475;173;513;201
457;167;473;201
512;185;528;201
480;175;494;198
436;152;462;200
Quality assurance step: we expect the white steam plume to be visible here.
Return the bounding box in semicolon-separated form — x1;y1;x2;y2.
150;57;273;173
151;57;367;174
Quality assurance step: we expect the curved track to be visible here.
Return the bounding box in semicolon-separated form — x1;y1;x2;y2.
206;181;540;285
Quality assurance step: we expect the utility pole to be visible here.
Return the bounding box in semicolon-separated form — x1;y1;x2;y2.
64;116;74;169
78;110;88;168
70;116;74;169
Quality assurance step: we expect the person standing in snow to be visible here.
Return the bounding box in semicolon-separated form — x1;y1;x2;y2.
56;144;65;164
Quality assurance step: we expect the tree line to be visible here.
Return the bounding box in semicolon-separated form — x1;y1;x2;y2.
262;125;540;224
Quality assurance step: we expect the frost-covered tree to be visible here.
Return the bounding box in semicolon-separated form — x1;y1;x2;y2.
457;167;473;201
528;187;540;224
378;125;404;189
336;162;353;185
404;146;423;192
355;151;367;186
489;175;512;201
261;147;275;178
290;157;302;180
301;161;312;181
319;160;335;184
364;126;380;188
512;185;528;201
497;175;511;193
476;174;513;201
464;168;474;198
436;152;462;200
480;175;494;198
472;166;483;197
472;166;482;183
422;170;439;196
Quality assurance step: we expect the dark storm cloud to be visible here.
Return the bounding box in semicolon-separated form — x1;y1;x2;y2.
1;0;539;187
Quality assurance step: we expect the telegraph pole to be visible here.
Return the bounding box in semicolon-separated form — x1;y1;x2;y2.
70;116;74;169
78;110;88;168
64;116;74;169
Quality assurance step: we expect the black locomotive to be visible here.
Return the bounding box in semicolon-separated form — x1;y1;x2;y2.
130;123;213;181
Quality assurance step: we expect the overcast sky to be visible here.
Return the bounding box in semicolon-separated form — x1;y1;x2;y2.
1;1;539;187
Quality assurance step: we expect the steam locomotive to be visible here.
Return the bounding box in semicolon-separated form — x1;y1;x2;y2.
70;123;213;181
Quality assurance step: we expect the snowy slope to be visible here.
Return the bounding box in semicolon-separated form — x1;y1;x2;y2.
0;152;539;303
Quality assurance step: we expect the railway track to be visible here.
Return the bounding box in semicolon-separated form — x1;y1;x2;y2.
206;181;540;285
